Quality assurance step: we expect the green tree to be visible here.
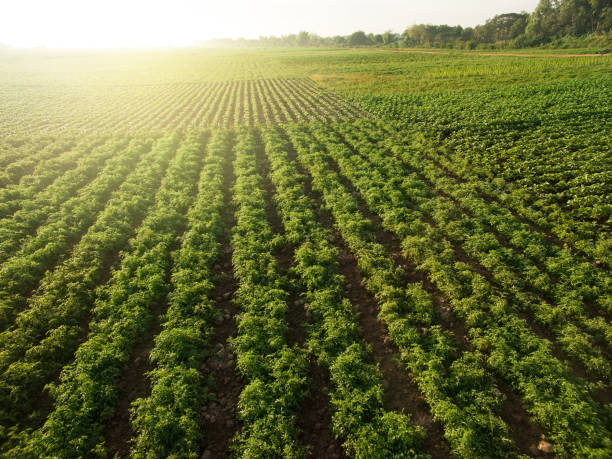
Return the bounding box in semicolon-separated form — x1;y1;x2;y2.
382;30;397;44
348;30;370;46
297;31;310;47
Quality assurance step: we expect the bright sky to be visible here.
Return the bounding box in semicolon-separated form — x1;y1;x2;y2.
0;0;539;48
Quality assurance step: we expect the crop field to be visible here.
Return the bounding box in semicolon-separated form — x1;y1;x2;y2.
0;79;364;133
0;48;610;458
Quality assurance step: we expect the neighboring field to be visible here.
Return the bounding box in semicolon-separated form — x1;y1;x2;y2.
0;48;610;458
0;79;364;134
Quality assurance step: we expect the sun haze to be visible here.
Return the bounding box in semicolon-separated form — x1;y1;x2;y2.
1;0;539;48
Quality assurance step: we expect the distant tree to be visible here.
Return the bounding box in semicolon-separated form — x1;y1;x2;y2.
204;0;611;50
348;30;370;46
526;0;562;41
402;25;423;45
308;33;325;47
382;30;396;44
332;35;346;46
557;0;612;35
474;13;529;42
462;27;475;41
297;31;310;47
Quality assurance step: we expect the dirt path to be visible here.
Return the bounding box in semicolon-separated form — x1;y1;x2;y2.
199;137;242;459
387;49;609;58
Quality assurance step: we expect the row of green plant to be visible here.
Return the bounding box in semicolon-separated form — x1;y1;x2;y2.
307;122;611;457
13;132;207;457
368;120;609;304
0;136;74;188
0;133;179;453
0;135;107;220
426;132;610;268
0;136;53;169
0;138;87;219
0;137;148;332
1;77;362;135
351;76;611;266
129;131;231;457
333;120;611;378
263;125;427;458
286;123;524;458
0;135;129;264
368;121;611;332
229;127;310;457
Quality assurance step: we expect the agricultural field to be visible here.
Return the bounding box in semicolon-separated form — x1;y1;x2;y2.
0;48;610;458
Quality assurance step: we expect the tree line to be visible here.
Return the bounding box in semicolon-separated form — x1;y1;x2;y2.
201;0;611;49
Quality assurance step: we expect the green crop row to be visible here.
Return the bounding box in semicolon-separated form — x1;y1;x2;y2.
352;77;611;268
0;137;89;219
1;79;362;135
263;125;427;458
0;137;54;169
365;120;611;340
287;123;525;458
229;127;309;457
0;133;179;453
0;136;149;332
130;131;231;458
14;132;206;457
332;120;611;378
0;137;74;188
306;122;611;457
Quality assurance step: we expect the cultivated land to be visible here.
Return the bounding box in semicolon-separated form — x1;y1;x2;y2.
0;48;610;458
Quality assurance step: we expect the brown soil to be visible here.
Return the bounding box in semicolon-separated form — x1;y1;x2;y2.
335;238;451;459
496;379;549;457
389;49;448;55
103;296;167;458
199;250;242;459
200;138;242;458
298;361;347;458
